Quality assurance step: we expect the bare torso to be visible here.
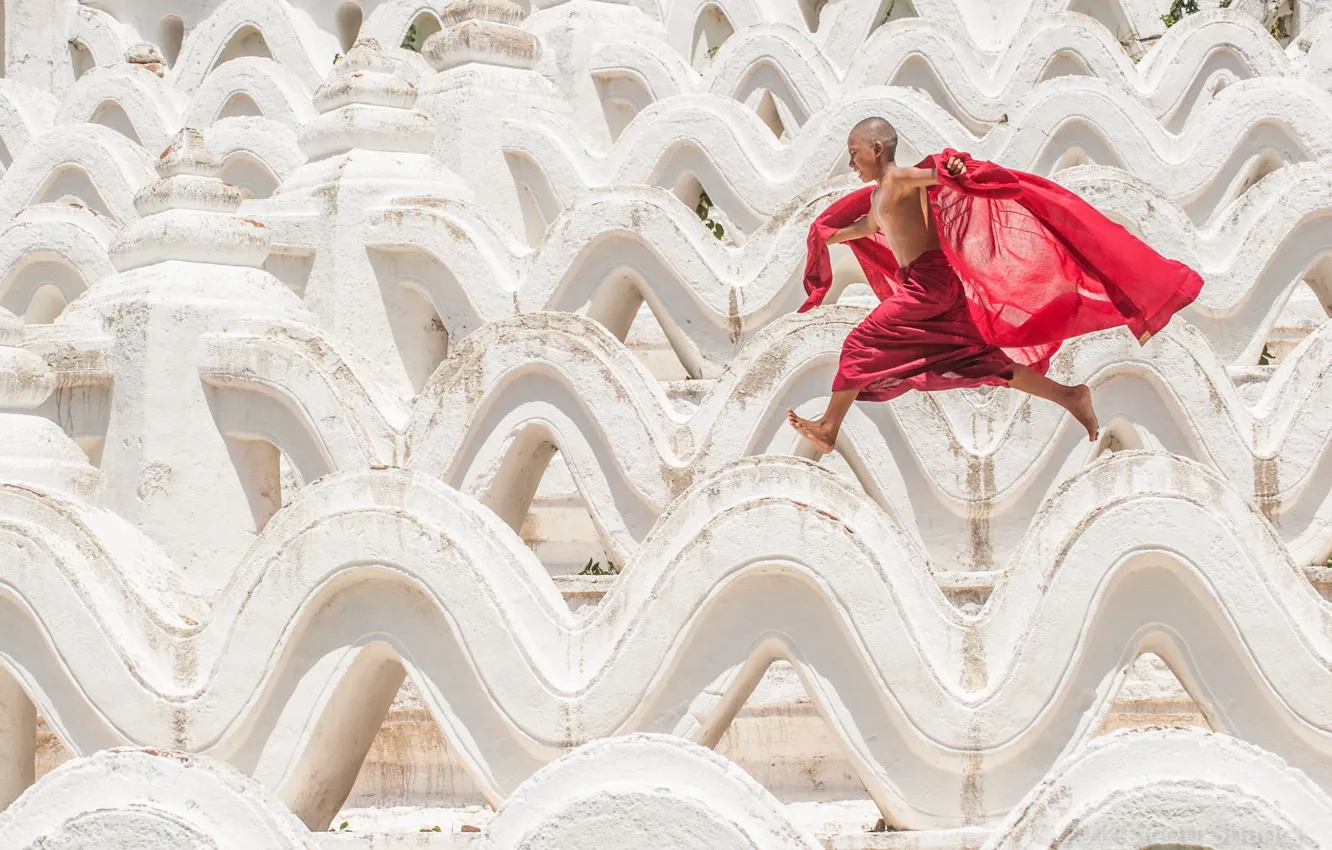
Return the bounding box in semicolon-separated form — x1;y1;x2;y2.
869;173;940;266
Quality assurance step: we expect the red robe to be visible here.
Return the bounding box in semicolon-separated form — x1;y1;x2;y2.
799;150;1204;401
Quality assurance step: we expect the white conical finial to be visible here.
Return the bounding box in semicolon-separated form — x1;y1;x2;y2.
110;129;269;272
299;39;434;160
156;128;223;179
424;0;541;71
441;0;527;27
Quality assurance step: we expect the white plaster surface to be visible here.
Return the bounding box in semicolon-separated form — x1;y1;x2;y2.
0;0;1330;846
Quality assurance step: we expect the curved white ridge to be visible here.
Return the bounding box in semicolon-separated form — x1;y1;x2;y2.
981;728;1332;848
70;5;132;83
183;56;319;130
0;81;60;175
2;453;1332;827
584;11;1306;135
482;734;823;850
0;124;158;224
658;0;1263;57
0;748;318;849
14;731;1331;847
12;7;1311;160
54;64;188;156
359;181;828;375
165;0;329;96
0;204;117;319
196;310;1332;571
203;116;306;190
499;77;1332;225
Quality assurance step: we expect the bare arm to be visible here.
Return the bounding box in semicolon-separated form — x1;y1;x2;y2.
890;166;940;191
825;214;878;245
891;157;967;192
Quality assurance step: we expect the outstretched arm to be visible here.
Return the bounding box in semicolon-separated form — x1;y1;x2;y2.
891;166;942;190
892;157;967;191
825;214;878;245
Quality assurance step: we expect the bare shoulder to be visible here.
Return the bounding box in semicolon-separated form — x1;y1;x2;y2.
881;167;918;199
873;177;896;207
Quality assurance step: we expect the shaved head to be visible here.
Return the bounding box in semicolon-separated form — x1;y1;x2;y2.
849;117;897;160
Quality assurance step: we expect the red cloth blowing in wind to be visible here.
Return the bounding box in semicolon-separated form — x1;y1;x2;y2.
799;150;1203;401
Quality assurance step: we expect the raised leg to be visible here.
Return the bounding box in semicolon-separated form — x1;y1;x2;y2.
787;388;860;454
1008;364;1099;441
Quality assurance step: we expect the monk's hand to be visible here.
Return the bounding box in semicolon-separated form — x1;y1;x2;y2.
945;156;966;176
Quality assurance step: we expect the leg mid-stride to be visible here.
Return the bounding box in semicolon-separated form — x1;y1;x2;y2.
786;364;1099;457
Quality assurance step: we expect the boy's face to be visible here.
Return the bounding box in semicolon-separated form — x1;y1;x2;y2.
847;135;880;182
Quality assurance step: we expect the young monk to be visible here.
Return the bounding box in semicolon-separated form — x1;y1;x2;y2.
787;117;1203;454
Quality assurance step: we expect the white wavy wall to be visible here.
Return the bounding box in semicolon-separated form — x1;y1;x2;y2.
1;0;1332;847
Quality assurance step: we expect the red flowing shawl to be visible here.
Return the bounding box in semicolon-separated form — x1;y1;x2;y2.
798;150;1204;371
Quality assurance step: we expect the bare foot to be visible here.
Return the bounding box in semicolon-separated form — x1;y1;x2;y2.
1067;384;1099;442
787;408;838;454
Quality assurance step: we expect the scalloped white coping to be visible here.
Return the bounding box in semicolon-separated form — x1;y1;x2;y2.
0;748;318;849
482;734;823;850
983;728;1332;849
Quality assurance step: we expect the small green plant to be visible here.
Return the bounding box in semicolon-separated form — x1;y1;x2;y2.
419;825;442;832
1161;0;1199;28
1265;0;1292;40
695;190;726;240
578;558;620;576
332;52;342;64
330;821;349;832
704;44;720;60
401;22;419;51
1118;32;1146;63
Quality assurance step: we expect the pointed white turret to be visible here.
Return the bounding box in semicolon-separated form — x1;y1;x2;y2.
61;128;314;599
243;38;469;395
414;0;571;240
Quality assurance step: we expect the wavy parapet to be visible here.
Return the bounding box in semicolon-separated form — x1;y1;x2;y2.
582;11;1313;134
195;309;1332;570
501;77;1332;226
1;453;1331;828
